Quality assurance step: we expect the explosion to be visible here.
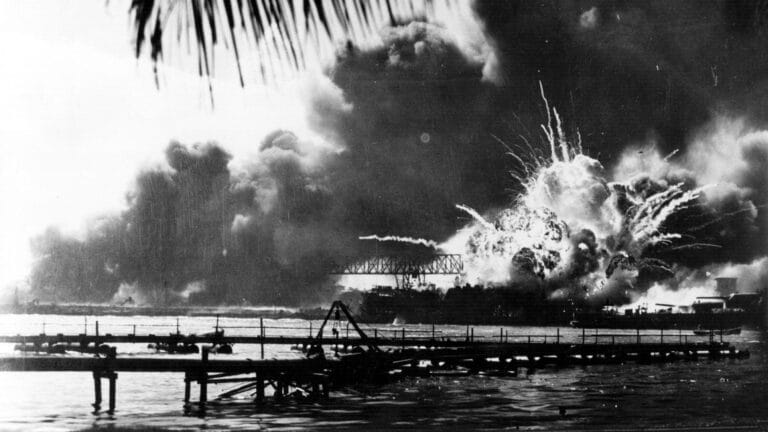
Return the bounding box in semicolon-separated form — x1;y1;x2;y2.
440;89;766;306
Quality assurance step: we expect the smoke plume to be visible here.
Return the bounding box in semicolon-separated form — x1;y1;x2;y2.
29;1;768;306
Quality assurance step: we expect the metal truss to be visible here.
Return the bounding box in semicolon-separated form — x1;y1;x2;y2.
329;255;463;288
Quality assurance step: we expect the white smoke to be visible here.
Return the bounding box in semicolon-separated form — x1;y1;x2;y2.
359;234;439;249
623;282;717;312
111;282;147;305
620;257;768;310
455;204;494;230
709;257;768;293
178;280;206;301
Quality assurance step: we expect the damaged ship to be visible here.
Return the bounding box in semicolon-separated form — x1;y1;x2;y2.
570;278;765;330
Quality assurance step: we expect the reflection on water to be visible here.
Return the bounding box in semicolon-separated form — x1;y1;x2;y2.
0;314;767;430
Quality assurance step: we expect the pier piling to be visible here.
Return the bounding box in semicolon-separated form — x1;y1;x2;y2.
92;371;102;410
108;372;117;413
184;373;191;404
260;318;265;360
199;348;209;410
256;376;265;403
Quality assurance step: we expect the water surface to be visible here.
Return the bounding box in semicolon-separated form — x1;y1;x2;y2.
0;314;766;430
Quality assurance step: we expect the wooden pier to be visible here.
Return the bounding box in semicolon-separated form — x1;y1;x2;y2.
0;302;751;414
0;323;729;354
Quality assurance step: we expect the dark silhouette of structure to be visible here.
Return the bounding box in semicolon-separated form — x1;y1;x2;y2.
329;254;463;288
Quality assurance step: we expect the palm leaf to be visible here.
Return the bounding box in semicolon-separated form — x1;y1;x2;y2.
130;0;437;86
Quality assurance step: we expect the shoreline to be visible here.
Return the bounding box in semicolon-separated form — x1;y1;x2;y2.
0;303;329;320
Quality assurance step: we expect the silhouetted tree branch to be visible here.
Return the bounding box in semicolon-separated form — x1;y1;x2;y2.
130;0;439;86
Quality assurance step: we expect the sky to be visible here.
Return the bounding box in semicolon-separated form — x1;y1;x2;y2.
0;1;316;292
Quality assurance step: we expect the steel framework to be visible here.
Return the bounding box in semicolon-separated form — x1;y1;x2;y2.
329;255;463;288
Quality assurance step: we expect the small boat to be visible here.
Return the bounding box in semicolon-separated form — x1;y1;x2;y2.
693;327;741;336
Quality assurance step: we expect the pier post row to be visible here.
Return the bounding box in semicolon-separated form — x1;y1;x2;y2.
0;301;750;413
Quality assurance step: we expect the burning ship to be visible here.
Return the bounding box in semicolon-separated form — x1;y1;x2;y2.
344;88;768;331
570;278;765;330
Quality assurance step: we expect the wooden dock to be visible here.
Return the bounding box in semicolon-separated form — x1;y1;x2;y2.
0;323;726;354
0;302;751;415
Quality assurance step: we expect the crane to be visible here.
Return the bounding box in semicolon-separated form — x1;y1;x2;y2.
329;254;463;288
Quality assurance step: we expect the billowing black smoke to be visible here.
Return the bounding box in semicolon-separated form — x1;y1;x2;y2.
472;0;768;160
29;1;768;305
312;22;508;242
31;139;353;305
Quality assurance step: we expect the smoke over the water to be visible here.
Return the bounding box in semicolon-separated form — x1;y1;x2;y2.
31;137;353;305
27;1;768;306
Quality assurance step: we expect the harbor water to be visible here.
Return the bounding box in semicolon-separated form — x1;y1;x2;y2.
0;313;766;431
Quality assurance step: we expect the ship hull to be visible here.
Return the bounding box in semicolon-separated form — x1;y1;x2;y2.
570;311;761;330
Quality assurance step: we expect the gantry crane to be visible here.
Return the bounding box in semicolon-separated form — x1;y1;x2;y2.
329;254;463;288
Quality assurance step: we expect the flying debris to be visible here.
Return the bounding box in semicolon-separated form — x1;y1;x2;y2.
455;205;495;230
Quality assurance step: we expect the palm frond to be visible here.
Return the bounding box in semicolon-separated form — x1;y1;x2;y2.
130;0;439;86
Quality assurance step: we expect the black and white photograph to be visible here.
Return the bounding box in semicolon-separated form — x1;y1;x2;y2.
1;1;767;430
